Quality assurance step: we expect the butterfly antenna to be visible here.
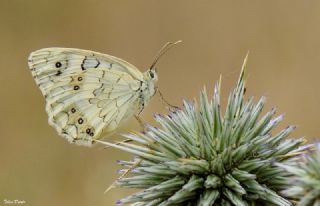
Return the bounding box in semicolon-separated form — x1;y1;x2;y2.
149;40;182;70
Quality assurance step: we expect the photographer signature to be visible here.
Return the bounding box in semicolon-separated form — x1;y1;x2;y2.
3;199;26;205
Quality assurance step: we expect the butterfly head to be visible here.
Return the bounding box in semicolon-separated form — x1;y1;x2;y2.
141;41;181;104
142;68;158;103
143;67;158;89
147;67;158;82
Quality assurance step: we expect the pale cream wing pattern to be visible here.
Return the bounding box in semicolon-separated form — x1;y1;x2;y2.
28;48;144;146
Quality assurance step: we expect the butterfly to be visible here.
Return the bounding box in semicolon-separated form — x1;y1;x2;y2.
28;41;181;146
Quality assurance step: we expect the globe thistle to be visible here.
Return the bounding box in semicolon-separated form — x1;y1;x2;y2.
98;55;309;206
279;144;320;206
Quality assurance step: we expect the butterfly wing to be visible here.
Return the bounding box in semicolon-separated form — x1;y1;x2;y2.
28;48;144;146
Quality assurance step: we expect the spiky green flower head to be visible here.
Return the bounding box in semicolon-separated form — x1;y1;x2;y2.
279;144;320;206
99;55;309;206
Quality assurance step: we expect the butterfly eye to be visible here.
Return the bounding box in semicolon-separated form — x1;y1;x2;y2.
150;71;155;79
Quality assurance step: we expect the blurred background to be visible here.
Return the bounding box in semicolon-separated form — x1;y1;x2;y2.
1;0;320;205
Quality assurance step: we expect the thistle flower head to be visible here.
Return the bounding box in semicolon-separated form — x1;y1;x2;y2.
101;56;308;206
280;144;320;206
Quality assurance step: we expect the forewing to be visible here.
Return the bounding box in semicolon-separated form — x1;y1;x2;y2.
28;48;142;146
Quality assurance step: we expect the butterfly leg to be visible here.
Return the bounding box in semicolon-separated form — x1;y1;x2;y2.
134;115;146;128
158;89;180;111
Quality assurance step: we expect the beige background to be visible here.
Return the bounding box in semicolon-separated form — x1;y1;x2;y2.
1;1;320;205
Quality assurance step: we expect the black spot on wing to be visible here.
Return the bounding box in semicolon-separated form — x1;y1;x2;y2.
56;70;62;76
55;62;62;68
78;118;84;124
